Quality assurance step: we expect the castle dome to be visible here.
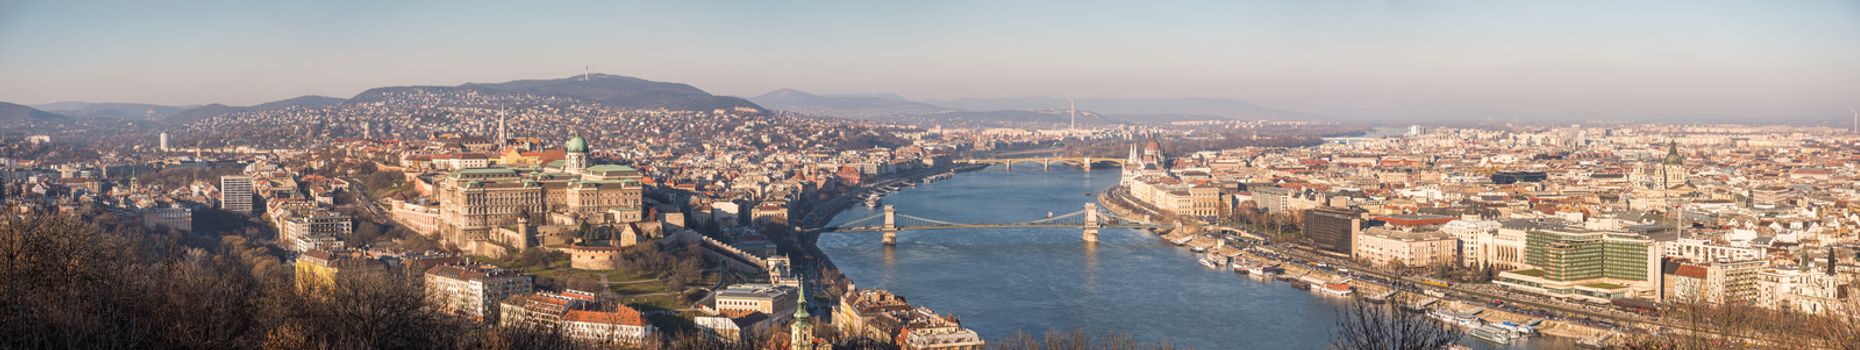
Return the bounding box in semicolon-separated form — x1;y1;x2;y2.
566;136;589;153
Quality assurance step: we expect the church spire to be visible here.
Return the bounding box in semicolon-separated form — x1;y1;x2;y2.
792;285;810;319
1663;140;1683;165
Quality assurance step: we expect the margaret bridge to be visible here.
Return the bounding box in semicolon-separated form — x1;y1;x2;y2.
954;156;1126;172
821;203;1168;245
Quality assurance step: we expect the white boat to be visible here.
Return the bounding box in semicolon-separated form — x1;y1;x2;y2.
1247;265;1271;275
1492;321;1535;335
1199;257;1221;269
1469;324;1522;343
1170;236;1192;245
1426;309;1485;329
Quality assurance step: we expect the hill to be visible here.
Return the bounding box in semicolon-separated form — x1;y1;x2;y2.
352;74;762;112
0;101;71;122
750;88;950;117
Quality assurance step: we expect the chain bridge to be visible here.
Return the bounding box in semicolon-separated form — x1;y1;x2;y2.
822;203;1166;245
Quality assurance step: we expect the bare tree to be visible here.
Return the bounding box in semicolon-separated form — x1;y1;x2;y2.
1330;299;1463;350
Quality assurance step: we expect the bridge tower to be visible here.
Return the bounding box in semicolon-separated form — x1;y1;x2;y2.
1043;159;1050;171
1083;157;1092;172
882;205;898;245
1083;203;1100;242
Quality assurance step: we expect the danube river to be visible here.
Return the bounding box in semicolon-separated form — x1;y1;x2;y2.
819;167;1574;349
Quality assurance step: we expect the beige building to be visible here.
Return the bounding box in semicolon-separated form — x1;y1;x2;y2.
426;264;533;323
1663;259;1762;304
711;283;797;321
1353;227;1458;269
501;290;655;345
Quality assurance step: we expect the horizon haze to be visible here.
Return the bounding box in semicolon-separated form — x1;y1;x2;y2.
2;0;1858;121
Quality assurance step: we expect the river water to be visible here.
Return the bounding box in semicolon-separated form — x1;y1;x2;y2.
819;167;1573;349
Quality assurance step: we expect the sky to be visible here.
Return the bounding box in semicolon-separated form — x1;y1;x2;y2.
2;0;1857;120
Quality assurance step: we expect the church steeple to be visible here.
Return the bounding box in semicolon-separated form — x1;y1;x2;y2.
1663;140;1683;165
789;286;817;349
793;285;810;319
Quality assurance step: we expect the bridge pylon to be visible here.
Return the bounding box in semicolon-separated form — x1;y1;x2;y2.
882;205;898;245
1083;203;1100;242
1083;157;1092;172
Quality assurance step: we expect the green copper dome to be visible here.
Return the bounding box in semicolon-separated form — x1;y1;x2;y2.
566;136;589;153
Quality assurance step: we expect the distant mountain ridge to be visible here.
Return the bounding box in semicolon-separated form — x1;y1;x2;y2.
750;89;950;117
751;89;1320;125
32;102;193;120
924;96;1316;120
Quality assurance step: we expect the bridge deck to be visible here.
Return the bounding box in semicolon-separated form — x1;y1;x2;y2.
831;224;1162;232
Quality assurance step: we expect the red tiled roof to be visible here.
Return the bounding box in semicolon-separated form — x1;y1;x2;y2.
564;306;645;326
1673;265;1708;279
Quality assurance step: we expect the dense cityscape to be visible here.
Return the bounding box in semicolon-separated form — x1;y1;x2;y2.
5;2;1858;350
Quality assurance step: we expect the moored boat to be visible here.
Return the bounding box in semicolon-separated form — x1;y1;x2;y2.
1320;283;1353;297
1469;324;1521;343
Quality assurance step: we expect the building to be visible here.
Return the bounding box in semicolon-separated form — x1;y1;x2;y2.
1494;227;1661;303
293;249;378;291
282;210;352;252
426;264;534;323
836;288;915;341
433;136;645;255
221;175;254;214
1304;207;1362;256
834;288;983;348
711;283;797;321
159;132;170;151
790;287;831;350
500;290;656;345
1755;263;1852;315
140;206;193;233
1662;259;1762;304
1664;238;1767;263
1353;227;1458;269
1442;220;1500;268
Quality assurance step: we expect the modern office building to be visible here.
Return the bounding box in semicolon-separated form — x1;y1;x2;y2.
1495;226;1661;303
1304;207;1362;256
220;175;254;214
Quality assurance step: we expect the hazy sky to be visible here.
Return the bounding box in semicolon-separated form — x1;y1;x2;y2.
2;0;1857;119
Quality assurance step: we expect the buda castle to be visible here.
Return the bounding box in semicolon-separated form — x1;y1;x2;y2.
434;136;645;256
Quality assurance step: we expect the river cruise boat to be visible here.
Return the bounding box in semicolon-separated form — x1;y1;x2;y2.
1170;236;1192;245
1469;324;1522;343
1426;308;1485;329
863;196;881;208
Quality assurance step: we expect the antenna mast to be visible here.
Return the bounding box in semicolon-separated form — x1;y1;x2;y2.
1068;97;1077;131
583;66;591;81
1850;106;1857;134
